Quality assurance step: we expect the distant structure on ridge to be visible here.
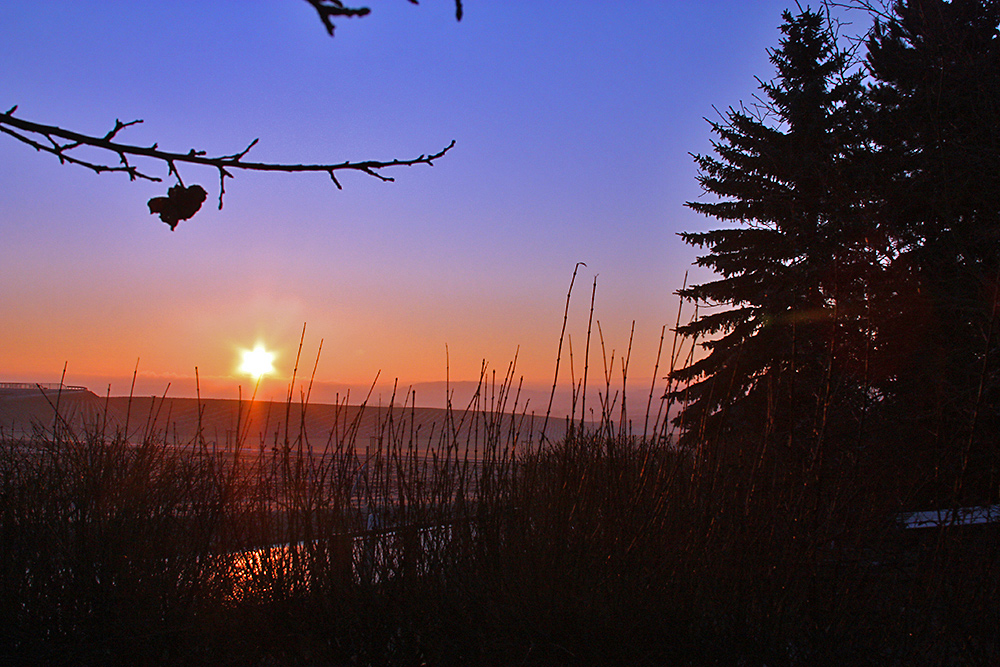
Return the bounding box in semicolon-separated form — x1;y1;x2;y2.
0;382;88;396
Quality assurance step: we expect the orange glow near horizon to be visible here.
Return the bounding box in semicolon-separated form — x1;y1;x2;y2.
239;344;276;380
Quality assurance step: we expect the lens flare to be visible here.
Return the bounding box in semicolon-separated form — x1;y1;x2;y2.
239;344;275;379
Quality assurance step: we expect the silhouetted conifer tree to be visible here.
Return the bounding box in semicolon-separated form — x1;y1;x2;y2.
866;0;1000;504
670;10;877;471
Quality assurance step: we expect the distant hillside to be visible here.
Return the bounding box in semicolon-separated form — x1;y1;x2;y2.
0;389;578;453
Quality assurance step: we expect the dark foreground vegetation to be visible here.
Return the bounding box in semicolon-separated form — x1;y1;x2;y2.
1;374;997;667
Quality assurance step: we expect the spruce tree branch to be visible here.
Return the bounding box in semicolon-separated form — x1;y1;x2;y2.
0;106;455;209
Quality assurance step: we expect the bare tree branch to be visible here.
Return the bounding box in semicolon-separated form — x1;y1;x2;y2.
819;0;894;74
305;0;463;36
821;0;895;25
0;105;455;213
2;4;464;229
304;0;372;36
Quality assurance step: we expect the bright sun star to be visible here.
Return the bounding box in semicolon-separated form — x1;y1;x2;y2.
240;344;275;380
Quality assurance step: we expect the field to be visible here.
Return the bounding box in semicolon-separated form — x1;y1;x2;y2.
1;380;997;666
0;388;576;454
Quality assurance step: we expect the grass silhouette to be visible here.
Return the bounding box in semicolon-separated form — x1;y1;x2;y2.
1;315;997;666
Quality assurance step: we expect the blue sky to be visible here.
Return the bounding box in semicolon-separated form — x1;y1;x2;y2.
1;1;827;403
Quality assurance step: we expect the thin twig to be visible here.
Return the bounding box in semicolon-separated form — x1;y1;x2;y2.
0;107;455;209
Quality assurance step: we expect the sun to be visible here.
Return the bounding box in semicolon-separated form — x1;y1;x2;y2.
239;344;275;380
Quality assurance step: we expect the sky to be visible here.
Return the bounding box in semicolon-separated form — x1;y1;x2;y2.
0;1;823;409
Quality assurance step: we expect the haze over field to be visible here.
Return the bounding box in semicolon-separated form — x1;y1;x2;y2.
0;389;582;452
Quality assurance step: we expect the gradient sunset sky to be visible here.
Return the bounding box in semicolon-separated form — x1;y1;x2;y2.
1;1;822;405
